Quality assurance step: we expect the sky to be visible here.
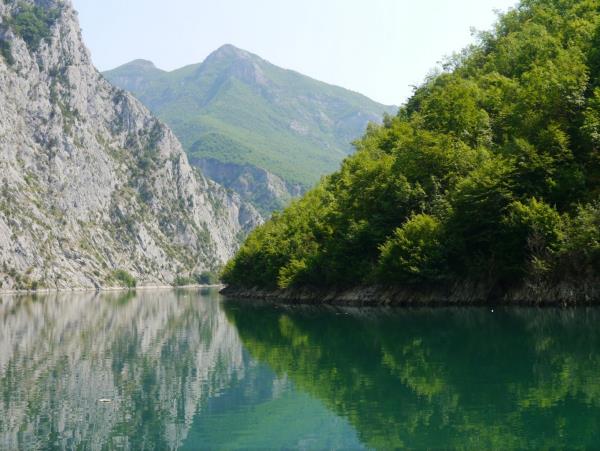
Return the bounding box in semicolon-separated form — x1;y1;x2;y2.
72;0;518;106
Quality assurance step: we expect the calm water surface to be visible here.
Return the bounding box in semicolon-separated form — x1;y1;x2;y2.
2;288;600;449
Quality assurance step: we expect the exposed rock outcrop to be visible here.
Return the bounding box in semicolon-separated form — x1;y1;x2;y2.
0;0;261;290
193;157;304;215
220;279;600;307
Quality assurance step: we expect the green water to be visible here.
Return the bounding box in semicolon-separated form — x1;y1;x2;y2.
2;289;600;449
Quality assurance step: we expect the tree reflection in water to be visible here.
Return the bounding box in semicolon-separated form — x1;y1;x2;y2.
224;301;600;449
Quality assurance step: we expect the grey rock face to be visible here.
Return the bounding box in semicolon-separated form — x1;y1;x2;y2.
0;0;261;290
193;157;304;215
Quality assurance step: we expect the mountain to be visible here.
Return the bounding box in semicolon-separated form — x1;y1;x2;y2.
222;0;600;304
0;0;260;290
103;46;396;213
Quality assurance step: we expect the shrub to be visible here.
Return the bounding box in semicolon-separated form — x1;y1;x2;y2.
278;258;309;288
557;202;600;275
0;39;15;65
9;4;60;52
112;269;137;288
377;214;446;284
196;271;220;285
173;275;194;286
174;271;220;286
505;198;565;275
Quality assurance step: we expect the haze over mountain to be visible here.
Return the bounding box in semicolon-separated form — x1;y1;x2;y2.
104;46;396;213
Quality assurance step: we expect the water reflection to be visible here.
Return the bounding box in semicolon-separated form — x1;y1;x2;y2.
0;290;363;450
4;290;600;449
224;302;600;449
0;289;244;450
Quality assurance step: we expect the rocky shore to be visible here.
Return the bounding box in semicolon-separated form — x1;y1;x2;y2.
221;279;600;307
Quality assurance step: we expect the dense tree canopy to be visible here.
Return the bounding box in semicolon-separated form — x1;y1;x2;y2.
223;0;600;293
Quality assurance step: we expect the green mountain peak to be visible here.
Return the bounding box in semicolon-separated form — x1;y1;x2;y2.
104;47;396;196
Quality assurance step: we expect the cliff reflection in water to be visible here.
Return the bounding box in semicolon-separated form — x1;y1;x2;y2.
5;289;600;450
224;302;600;449
0;289;245;450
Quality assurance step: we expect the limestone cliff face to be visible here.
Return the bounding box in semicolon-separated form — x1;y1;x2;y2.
0;0;261;289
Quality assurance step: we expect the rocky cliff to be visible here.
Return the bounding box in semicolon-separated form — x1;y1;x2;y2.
0;0;261;290
193;157;304;215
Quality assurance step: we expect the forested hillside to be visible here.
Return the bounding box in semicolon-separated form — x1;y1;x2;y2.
223;0;600;300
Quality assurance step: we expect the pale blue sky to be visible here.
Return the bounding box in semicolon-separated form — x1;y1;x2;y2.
72;0;517;105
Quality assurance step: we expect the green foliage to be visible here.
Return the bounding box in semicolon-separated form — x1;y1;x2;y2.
173;275;194;287
506;198;566;275
174;271;221;286
0;38;14;66
111;269;137;289
378;214;445;283
557;202;600;276
223;0;600;293
9;3;60;52
7;267;41;291
197;270;220;285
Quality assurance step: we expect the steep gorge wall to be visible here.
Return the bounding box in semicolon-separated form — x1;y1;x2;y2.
0;0;261;290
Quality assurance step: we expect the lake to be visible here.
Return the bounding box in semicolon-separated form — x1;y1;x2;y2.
2;288;600;449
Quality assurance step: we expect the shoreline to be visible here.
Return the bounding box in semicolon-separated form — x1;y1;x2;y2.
0;284;224;295
220;280;600;307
